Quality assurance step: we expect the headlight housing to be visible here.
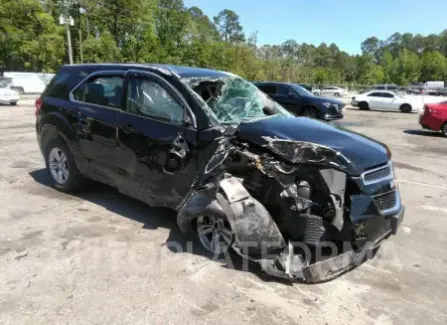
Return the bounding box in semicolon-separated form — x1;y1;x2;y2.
321;102;332;108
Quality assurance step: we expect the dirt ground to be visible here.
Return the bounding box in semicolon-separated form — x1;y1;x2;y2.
1;101;446;325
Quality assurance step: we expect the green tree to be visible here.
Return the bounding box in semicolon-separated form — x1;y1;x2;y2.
213;10;245;43
420;51;447;81
0;0;64;71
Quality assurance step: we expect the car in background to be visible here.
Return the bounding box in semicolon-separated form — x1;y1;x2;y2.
351;90;421;113
373;84;399;91
315;86;347;97
419;101;447;137
255;82;344;120
0;77;20;105
3;72;48;94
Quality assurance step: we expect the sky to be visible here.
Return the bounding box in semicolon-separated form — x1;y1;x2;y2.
183;0;447;55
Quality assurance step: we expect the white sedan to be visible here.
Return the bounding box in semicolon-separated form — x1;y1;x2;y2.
316;86;347;98
351;90;422;113
0;87;20;105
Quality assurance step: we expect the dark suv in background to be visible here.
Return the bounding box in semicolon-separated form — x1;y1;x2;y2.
254;82;345;120
36;64;403;282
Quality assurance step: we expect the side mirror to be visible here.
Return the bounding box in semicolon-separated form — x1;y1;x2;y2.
288;92;296;98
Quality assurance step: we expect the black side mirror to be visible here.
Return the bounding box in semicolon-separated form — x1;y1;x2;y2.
288;92;296;98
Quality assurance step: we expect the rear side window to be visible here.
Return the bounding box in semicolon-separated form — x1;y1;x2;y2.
44;70;89;99
258;85;276;95
73;76;125;109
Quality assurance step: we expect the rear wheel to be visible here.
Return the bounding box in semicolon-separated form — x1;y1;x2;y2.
359;101;369;110
44;137;84;192
334;92;341;97
400;104;412;113
301;107;318;118
442;123;447;137
10;102;17;106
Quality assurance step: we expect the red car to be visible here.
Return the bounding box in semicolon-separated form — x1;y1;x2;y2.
419;101;447;137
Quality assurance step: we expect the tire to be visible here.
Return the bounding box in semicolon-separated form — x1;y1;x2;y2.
442;123;447;138
313;92;320;96
196;213;234;256
400;104;412;113
359;102;369;110
43;136;84;192
10;102;17;106
300;107;318;118
178;196;234;256
334;92;341;97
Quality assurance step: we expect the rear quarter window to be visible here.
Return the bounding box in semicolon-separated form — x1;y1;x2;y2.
44;69;89;99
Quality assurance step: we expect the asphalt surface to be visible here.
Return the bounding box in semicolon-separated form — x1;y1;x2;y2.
0;101;446;325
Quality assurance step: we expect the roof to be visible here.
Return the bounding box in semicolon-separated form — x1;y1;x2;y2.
63;63;232;80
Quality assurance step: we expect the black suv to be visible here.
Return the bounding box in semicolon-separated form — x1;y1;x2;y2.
255;82;344;120
36;64;403;282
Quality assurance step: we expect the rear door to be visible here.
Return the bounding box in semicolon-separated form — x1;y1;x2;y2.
71;71;126;185
115;70;198;209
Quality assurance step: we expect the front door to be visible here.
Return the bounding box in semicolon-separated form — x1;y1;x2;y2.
115;70;198;209
71;71;126;185
273;85;301;114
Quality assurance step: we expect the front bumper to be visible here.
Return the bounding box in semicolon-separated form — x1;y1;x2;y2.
324;104;345;120
303;206;404;282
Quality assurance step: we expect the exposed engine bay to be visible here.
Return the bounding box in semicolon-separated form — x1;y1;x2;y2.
177;77;404;283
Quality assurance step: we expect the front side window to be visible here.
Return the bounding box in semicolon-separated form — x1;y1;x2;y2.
258;85;276;95
368;92;381;97
381;92;395;98
73;75;124;108
277;86;290;96
126;78;184;124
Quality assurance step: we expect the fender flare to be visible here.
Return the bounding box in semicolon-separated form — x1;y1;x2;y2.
177;177;286;256
39;112;87;172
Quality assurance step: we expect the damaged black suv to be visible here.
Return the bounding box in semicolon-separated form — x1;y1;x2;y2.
36;64;404;282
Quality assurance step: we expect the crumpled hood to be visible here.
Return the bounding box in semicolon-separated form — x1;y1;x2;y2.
236;115;389;175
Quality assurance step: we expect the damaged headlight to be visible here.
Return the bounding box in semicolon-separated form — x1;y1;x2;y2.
266;139;338;164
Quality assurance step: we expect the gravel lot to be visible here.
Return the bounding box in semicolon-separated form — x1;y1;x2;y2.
1;101;446;325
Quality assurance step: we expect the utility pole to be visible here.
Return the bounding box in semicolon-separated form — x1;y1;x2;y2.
66;22;73;64
59;0;73;65
79;29;83;63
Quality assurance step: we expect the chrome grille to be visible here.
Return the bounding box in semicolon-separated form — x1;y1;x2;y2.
373;190;397;213
362;163;393;185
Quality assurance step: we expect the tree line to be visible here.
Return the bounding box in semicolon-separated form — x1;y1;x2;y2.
1;0;447;86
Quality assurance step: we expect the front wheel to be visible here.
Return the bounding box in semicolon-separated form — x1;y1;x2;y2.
442;123;447;137
334;92;341;97
44;137;84;192
196;214;234;256
359;102;369;110
301;107;318;118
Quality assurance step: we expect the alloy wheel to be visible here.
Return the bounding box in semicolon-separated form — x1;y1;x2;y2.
48;147;70;184
196;215;233;255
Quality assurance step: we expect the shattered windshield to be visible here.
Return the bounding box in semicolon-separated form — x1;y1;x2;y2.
182;75;291;124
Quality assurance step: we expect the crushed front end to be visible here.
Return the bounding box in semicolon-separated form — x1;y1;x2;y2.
178;135;404;283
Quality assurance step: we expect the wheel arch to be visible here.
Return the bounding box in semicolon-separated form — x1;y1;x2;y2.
39;114;87;173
